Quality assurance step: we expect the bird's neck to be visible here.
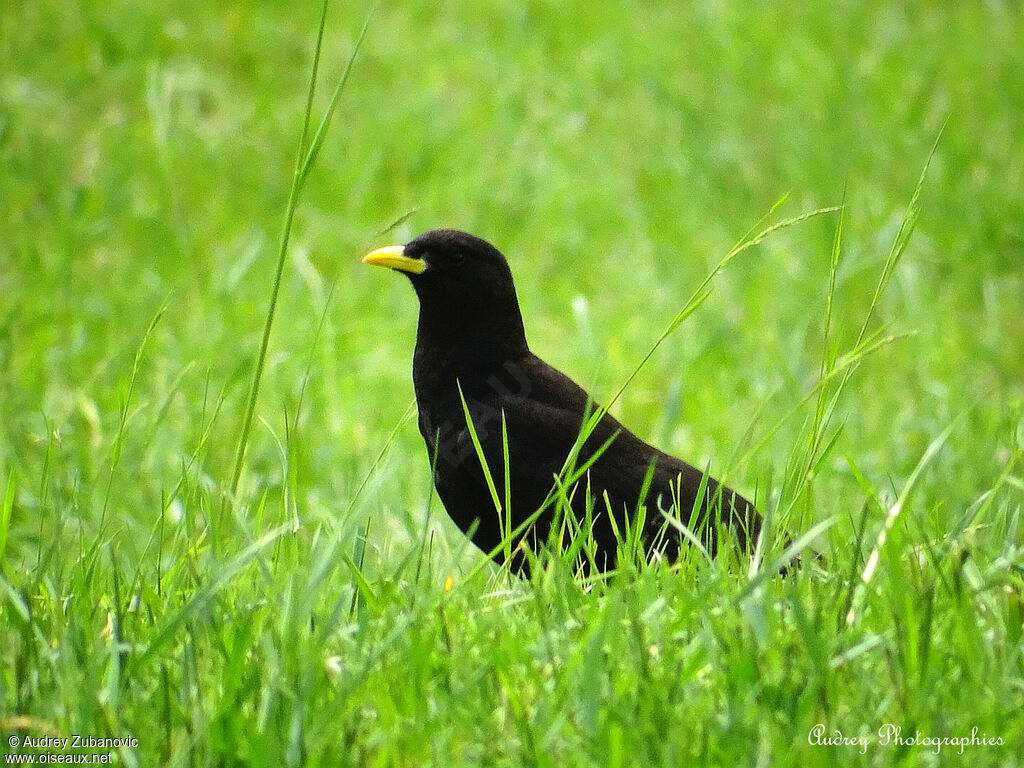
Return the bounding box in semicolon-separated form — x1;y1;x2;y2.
412;299;530;405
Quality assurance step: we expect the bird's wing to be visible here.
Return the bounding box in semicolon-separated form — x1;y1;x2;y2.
453;355;669;517
441;353;755;554
497;356;755;547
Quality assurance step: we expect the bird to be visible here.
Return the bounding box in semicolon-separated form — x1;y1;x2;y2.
362;229;760;574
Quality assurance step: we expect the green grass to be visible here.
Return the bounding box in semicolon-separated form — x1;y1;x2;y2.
2;1;1023;766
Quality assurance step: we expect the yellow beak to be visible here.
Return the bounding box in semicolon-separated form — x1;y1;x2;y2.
361;245;427;274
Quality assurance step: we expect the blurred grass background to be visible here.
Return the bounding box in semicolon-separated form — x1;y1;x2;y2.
1;1;1022;765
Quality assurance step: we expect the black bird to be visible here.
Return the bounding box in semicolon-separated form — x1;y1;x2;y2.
363;229;760;573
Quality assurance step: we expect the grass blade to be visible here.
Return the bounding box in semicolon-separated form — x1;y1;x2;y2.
845;416;960;626
228;3;369;500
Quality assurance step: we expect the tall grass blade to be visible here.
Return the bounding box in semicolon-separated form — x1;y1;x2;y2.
229;3;369;500
0;469;14;567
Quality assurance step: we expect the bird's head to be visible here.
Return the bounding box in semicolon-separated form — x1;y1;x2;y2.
362;229;529;359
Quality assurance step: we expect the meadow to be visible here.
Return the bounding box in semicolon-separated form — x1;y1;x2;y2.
1;1;1022;765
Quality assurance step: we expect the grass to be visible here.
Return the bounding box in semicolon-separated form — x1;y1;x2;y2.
2;1;1023;766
